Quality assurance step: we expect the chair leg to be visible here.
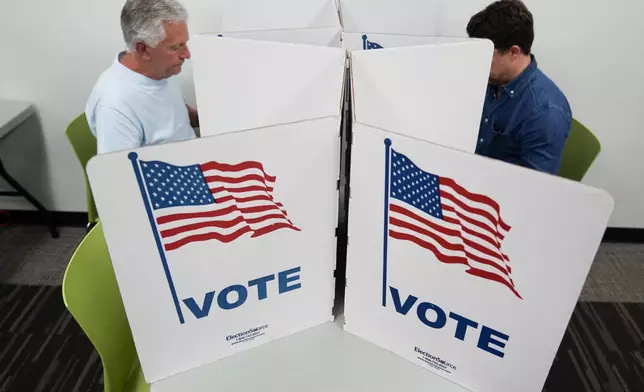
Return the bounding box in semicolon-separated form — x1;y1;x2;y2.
86;221;97;233
0;158;59;238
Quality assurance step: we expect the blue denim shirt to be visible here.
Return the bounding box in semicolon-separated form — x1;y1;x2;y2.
475;56;572;174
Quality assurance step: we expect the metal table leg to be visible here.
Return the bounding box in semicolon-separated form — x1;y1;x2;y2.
0;158;59;238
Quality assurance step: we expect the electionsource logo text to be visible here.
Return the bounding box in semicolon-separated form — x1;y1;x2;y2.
415;346;457;374
226;324;269;346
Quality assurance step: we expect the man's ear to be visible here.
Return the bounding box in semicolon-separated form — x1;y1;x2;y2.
509;45;522;59
134;41;152;60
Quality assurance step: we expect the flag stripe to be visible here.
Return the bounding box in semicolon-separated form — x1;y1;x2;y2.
200;161;277;182
157;197;287;225
441;211;492;241
441;209;509;264
389;216;511;278
440;187;501;223
157;204;286;224
251;222;301;238
204;173;271;185
210;185;274;194
389;229;516;292
162;216;294;242
390;204;461;238
164;220;300;251
457;225;510;264
440;190;506;236
161;216;245;237
462;248;511;278
238;204;286;215
390;201;512;278
443;213;508;260
164;226;254;251
440;177;511;231
390;217;461;252
466;268;522;299
211;191;289;219
442;205;505;241
157;205;236;224
389;230;467;264
462;237;508;265
164;218;300;249
390;220;513;284
160;212;289;238
389;229;520;299
216;194;284;207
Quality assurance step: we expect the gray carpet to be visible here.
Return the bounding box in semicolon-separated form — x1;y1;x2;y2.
581;243;644;302
0;226;85;286
0;224;643;392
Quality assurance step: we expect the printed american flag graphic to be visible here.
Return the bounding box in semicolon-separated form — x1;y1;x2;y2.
140;159;300;251
388;149;521;299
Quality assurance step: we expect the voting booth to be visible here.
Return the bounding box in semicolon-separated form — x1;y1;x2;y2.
190;36;343;139
339;2;614;392
193;0;344;138
340;0;493;152
87;123;340;382
191;34;345;138
85;0;616;390
86;2;347;382
348;39;492;152
343;125;614;392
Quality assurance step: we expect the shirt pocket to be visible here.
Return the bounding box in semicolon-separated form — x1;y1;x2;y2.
487;123;515;157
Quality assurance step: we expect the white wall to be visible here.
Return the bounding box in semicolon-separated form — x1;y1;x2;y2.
0;0;221;211
2;0;644;228
435;0;644;228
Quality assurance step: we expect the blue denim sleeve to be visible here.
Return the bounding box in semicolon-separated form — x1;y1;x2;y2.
517;105;572;174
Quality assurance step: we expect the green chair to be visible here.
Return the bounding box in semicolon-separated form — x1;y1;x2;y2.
62;223;149;392
65;113;99;226
558;118;601;182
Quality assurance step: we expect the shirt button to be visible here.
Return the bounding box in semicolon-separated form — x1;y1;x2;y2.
484;118;489;123
480;138;484;143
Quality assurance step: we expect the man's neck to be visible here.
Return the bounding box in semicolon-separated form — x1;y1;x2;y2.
119;52;162;80
506;55;532;84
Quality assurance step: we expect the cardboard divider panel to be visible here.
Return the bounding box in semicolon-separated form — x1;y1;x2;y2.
88;119;340;382
344;123;614;392
350;40;492;152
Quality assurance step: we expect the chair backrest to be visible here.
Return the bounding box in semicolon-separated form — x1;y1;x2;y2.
62;223;137;392
558;118;601;182
65;113;99;223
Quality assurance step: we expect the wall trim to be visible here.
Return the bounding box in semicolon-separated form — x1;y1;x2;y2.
602;228;644;243
0;210;88;228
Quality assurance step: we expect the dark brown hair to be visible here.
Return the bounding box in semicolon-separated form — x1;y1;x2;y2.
467;0;534;54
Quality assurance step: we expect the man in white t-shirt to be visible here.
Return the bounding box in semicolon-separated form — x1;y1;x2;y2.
86;0;198;154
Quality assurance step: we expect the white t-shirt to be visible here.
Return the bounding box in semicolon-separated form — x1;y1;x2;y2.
85;52;196;154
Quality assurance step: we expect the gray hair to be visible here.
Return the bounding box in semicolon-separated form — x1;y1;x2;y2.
121;0;188;51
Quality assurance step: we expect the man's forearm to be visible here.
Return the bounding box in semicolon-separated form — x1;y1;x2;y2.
186;104;199;128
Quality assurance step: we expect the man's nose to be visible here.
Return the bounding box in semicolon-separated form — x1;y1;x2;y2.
181;46;191;60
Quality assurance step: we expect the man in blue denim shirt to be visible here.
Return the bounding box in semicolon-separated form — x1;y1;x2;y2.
467;0;572;174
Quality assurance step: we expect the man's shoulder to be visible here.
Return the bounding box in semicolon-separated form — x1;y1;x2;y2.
527;68;571;113
86;61;143;134
88;60;151;109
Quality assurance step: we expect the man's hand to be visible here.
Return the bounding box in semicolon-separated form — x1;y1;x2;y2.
186;104;199;128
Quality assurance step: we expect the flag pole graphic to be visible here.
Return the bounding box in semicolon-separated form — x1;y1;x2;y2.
128;152;185;324
382;138;392;307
